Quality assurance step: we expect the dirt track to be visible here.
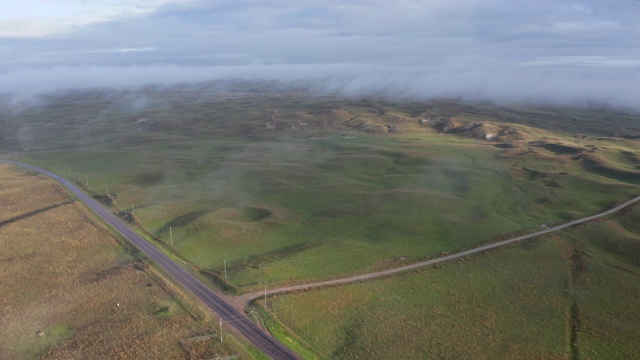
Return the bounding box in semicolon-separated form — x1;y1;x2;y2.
5;158;640;359
240;194;640;304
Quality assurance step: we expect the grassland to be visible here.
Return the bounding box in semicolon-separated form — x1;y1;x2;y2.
1;84;639;295
0;164;262;359
261;203;640;359
2;84;639;359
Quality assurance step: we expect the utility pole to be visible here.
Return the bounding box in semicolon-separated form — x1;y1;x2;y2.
224;260;227;279
169;226;173;246
219;318;223;342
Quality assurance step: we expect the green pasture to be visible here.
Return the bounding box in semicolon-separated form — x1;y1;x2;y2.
3;87;640;291
261;204;640;359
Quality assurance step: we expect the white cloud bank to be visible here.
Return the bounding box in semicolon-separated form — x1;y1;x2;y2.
1;0;639;109
3;62;638;108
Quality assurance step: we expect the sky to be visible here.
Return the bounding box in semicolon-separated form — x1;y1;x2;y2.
1;0;639;107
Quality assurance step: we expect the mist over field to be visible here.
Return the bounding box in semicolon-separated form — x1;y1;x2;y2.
2;62;640;109
1;0;639;108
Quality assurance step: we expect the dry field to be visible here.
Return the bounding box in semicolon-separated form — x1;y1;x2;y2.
0;164;245;359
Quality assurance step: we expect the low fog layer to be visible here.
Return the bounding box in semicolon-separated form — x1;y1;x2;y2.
1;0;639;108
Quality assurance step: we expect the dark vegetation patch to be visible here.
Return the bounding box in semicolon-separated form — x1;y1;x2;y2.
570;242;588;282
445;168;470;194
231;242;320;272
520;168;562;187
533;142;584;155
586;230;640;268
493;143;516;149
151;305;171;316
574;154;640;183
117;211;142;225
432;118;464;132
543;179;561;188
566;240;587;360
84;262;129;283
620;150;640;168
446;121;484;134
157;209;212;234
523;168;548;180
93;194;116;206
199;270;238;294
332;319;365;359
0;200;74;228
615;133;640;140
227;207;272;222
570;302;581;360
370;149;427;168
131;170;165;186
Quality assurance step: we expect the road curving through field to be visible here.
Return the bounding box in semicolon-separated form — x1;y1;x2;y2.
240;192;640;303
4;158;640;358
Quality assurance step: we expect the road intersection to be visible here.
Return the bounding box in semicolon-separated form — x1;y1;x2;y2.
3;158;639;359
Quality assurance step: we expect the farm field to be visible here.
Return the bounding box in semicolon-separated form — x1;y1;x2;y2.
260;203;640;359
2;84;640;295
0;164;259;359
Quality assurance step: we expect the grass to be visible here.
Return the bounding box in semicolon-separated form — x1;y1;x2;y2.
0;164;259;359
562;206;640;359
264;237;572;359
2;85;640;293
262;203;640;359
2;85;640;358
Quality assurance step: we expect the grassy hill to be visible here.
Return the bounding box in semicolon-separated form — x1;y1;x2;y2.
2;83;640;359
1;83;639;295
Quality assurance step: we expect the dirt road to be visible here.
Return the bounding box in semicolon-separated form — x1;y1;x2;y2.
240;193;640;303
5;158;639;358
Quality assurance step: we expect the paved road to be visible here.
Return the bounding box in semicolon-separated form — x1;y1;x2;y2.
241;193;640;303
0;160;299;360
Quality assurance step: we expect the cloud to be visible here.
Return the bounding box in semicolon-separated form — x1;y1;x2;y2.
0;0;639;108
0;0;176;37
86;47;157;53
2;61;639;109
521;56;640;68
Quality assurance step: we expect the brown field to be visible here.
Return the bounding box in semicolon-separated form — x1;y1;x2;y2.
0;164;248;359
